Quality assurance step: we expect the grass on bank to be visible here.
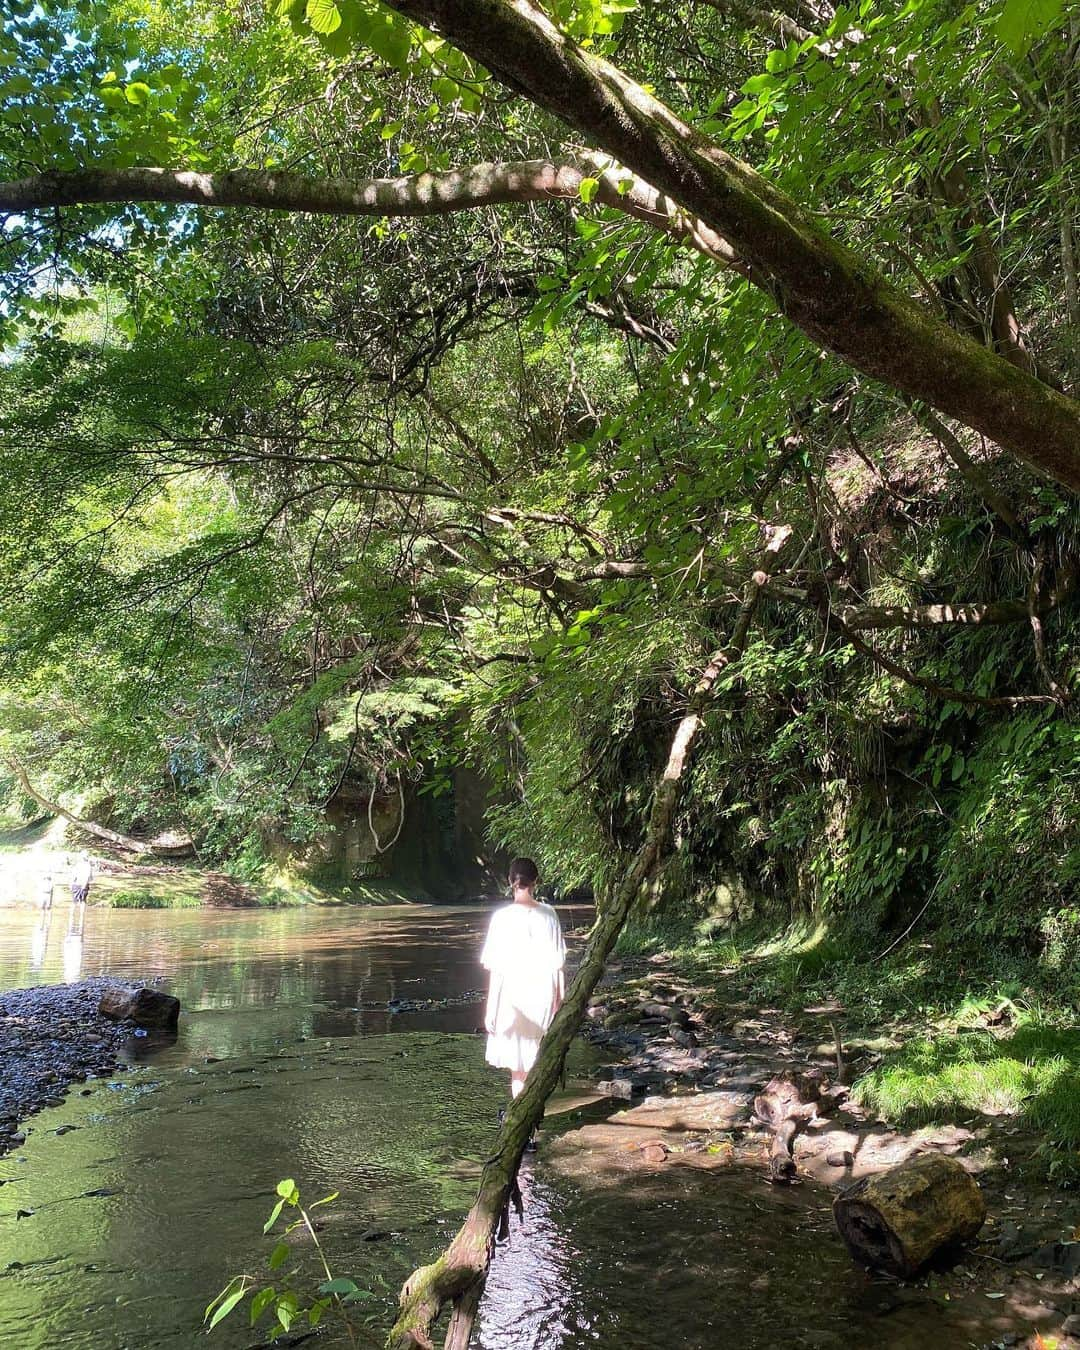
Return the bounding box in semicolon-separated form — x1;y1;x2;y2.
853;1023;1080;1144
614;913;1080;1181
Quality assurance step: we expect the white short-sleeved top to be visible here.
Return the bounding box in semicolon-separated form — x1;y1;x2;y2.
481;902;566;1026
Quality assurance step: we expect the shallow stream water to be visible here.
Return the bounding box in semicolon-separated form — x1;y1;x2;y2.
0;904;1050;1349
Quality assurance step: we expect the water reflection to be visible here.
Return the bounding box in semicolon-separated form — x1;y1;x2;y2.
62;902;86;983
479;1163;587;1348
28;910;51;971
2;905;594;1064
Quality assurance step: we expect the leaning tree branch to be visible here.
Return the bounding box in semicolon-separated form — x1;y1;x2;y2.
0;155;744;272
839;595;1069;631
818;610;1059;708
377;0;1080;492
907;403;1025;534
4;758;195;856
386;558;779;1350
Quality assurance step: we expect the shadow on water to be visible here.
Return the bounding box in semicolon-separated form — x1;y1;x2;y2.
0;905;1046;1349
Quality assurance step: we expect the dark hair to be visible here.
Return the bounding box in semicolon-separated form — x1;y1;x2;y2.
508;857;539;888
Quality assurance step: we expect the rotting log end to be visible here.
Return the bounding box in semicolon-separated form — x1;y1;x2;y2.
834;1153;986;1277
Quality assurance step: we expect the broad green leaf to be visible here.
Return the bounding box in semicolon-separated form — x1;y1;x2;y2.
250;1287;277;1326
318;1277;360;1295
268;1241;290;1270
305;0;342;36
996;0;1064;53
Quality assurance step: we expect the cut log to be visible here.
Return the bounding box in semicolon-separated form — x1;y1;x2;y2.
834;1153;986;1277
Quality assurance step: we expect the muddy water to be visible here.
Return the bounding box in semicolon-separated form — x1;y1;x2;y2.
0;906;1039;1349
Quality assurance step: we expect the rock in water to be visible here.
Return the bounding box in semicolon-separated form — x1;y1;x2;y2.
98;987;180;1030
833;1153;986;1277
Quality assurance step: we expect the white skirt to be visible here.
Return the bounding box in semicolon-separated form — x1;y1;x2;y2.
486;1008;547;1074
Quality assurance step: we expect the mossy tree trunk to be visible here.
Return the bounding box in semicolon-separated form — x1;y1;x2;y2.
382;0;1080;491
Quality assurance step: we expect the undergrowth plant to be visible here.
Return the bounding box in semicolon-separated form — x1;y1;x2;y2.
204;1179;377;1345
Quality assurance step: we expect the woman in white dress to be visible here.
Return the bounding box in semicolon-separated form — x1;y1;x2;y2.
481;857;566;1100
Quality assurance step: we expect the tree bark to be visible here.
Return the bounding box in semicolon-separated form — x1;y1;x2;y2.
376;0;1080;492
4;9;1080;483
840;598;1059;630
386;575;768;1350
834;1153;986;1277
0;157;741;269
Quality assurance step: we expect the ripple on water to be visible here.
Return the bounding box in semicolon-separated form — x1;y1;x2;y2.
0;1033;510;1349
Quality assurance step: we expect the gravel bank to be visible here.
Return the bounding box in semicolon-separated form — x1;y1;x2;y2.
0;978;138;1154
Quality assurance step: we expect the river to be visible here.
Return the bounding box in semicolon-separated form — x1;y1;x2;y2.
0;904;1033;1350
0;902;606;1350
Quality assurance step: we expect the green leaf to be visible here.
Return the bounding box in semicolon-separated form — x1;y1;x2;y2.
366;15;411;69
206;1281;247;1331
124;81;151;105
578;176;599;204
268;1241;290;1270
996;0;1064;54
306;0;342;35
311;1191;340;1207
250;1287;277;1326
275;1178;299;1202
263;1199;285;1233
319;1277;360;1295
742;73;777;96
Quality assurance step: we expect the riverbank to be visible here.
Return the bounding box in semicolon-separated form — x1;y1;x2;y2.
0;825;430;909
556;951;1080;1348
0;978;141;1156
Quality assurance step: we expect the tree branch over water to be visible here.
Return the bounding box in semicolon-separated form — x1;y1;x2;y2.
0;157;743;269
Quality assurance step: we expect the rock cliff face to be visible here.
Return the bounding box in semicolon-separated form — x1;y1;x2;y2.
283;765;509;901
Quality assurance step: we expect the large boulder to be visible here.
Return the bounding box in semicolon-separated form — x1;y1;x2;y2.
99;986;180;1030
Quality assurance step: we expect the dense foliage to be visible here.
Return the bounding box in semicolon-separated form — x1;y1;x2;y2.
0;0;1077;963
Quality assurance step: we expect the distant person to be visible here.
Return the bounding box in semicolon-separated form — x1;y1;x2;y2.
481;857;566;1103
38;870;54;910
71;852;95;906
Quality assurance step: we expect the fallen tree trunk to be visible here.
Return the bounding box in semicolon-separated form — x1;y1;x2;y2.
753;1068;836;1183
4;759;195;858
834;1153;986;1277
387;568;774;1350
